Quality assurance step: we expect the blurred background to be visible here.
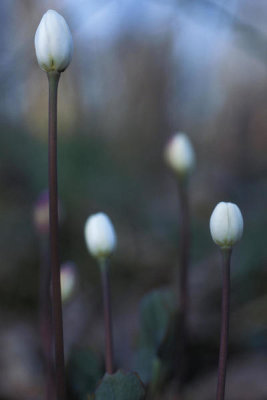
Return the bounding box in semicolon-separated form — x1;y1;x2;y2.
1;0;267;399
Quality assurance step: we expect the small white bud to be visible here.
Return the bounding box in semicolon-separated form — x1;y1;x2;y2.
60;262;76;302
33;189;63;235
210;202;244;249
35;9;73;73
164;133;195;177
84;213;117;260
33;190;49;235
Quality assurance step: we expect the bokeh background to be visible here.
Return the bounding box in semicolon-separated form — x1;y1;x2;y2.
1;0;267;399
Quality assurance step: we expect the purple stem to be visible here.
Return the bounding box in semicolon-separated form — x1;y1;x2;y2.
216;249;232;400
39;237;56;400
177;180;190;392
47;71;66;400
177;181;190;329
99;259;114;374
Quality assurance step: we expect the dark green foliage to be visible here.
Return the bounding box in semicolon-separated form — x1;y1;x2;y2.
67;348;104;399
134;288;180;390
139;289;176;349
91;370;145;400
133;346;155;384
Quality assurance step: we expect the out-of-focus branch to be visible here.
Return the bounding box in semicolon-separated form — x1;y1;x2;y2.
179;0;267;65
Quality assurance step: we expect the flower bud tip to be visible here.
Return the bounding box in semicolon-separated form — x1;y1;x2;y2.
210;202;243;249
164;132;195;177
84;212;117;260
35;9;73;73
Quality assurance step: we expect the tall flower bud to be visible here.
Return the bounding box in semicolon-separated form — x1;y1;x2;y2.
84;213;117;260
35;9;73;73
164;133;195;178
210;202;243;249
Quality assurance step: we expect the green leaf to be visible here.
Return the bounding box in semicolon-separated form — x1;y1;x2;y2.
139;288;176;349
67;348;104;399
133;346;155;384
149;357;168;395
134;289;180;387
93;370;145;400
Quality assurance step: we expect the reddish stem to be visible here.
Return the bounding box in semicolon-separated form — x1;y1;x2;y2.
177;180;190;392
48;71;66;400
39;237;56;400
216;249;232;400
99;259;114;374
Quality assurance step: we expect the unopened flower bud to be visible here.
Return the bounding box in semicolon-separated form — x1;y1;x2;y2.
33;190;49;235
33;189;63;235
60;262;76;302
210;202;243;249
84;213;117;260
35;9;73;73
164;133;195;177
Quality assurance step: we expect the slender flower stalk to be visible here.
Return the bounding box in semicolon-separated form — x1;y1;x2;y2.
84;212;117;374
216;249;231;400
210;201;244;400
177;181;190;326
39;236;56;400
34;190;55;399
48;70;66;400
176;180;190;390
164;132;195;392
99;258;114;374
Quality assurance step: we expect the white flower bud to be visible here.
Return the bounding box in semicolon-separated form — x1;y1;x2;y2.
210;202;243;249
33;190;49;235
84;213;117;260
60;262;76;303
35;9;73;73
164;133;195;177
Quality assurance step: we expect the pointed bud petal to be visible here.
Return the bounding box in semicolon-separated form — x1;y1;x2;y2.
164;133;195;177
210;202;244;249
84;213;117;260
35;9;73;72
